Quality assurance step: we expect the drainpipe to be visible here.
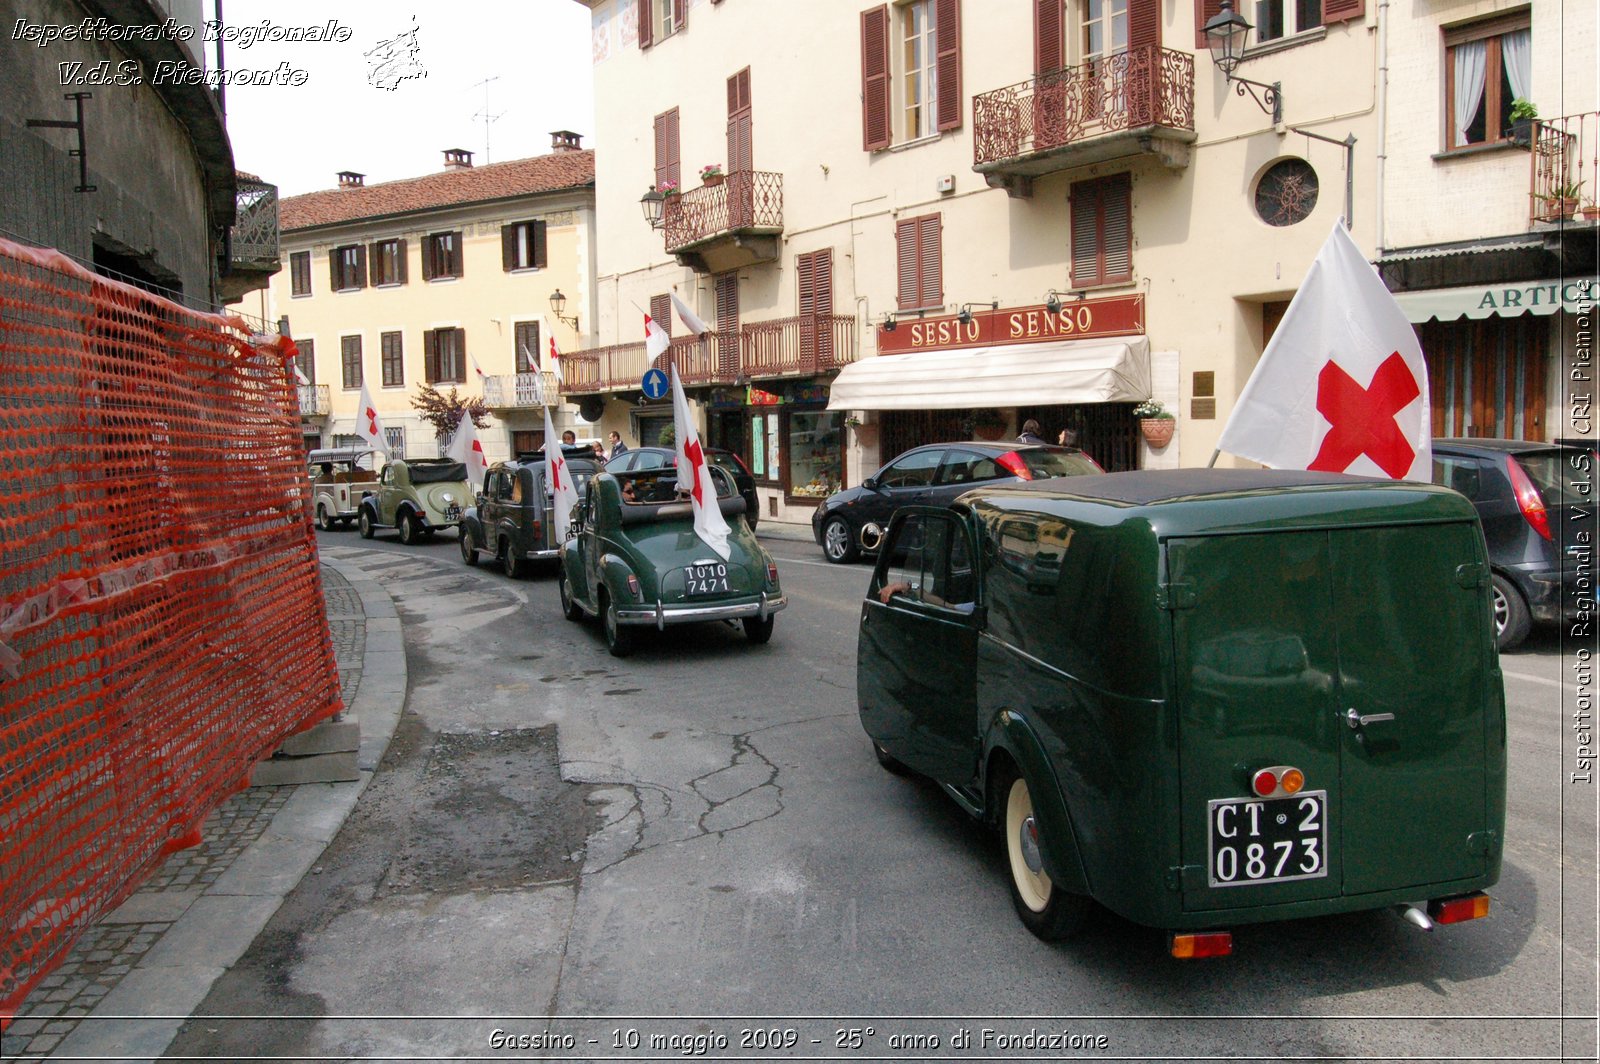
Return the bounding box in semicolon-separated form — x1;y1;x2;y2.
1375;0;1389;253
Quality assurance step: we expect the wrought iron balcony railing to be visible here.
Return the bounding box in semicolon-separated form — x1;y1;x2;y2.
229;178;280;271
1531;112;1599;225
482;371;562;409
662;170;784;254
297;384;329;417
972;45;1195;168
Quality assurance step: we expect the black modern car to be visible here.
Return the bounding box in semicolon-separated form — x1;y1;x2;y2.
605;445;759;529
811;441;1103;563
1431;437;1596;650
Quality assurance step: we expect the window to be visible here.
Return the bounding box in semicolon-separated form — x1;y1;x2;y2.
785;410;843;499
876;513;975;610
384;426;406;460
1252;0;1320;42
514;321;541;373
380;331;404;387
340;335;362;389
1193;0;1360;48
937;448;1003;486
748;409;781;482
330;245;366;291
1254;159;1319;226
424;327;466;384
501;221;547;271
653;107;681;192
879;447;943;488
295;338;315;385
895;213;942;310
290;251;311;296
1070;173;1132;287
727;68;753;176
638;0;684;48
512;429;541;456
860;1;961;151
422;231;462;280
1083;0;1127;64
1445;14;1531;149
369;239;407;286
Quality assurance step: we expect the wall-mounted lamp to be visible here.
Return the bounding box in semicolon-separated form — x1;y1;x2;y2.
1203;0;1282;123
549;289;579;331
640;187;666;229
880;313;897;332
1044;290;1063;315
957;301;999;325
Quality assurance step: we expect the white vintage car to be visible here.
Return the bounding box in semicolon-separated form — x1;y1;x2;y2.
306;447;379;531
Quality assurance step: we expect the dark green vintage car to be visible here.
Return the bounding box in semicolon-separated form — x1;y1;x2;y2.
459;452;600;578
860;469;1506;955
558;468;785;657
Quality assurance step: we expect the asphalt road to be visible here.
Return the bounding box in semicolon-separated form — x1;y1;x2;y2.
163;525;1597;1063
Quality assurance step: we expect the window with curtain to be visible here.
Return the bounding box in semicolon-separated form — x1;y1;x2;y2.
1444;16;1530;149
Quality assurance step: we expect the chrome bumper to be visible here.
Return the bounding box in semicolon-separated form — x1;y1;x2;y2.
615;592;787;630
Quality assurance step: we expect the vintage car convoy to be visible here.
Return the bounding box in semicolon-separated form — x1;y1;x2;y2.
558;468;785;656
459;451;600;577
306;447;378;531
356;458;471;545
858;469;1505;956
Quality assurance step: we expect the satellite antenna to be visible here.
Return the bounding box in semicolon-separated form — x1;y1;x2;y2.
472;76;504;163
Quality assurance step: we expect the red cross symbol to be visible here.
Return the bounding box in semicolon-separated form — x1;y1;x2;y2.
550;455;565;492
683;437;706;505
364;406;380;435
1307;352;1420;478
471;440;485;468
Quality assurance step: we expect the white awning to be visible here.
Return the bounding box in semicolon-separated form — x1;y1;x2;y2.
826;336;1151;411
1392;278;1597;323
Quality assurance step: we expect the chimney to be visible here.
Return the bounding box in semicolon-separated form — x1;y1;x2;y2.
550;130;583;153
443;148;474;169
337;171;365;189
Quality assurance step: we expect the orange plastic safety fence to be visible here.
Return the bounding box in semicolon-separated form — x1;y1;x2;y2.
0;238;342;1026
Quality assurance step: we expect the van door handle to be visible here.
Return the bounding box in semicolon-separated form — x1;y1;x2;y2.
1346;708;1396;729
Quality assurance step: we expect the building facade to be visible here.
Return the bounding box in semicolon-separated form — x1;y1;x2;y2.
262;141;597;461
1378;0;1597;445
572;0;1394;525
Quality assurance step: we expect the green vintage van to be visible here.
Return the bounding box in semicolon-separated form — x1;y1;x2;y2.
858;469;1506;956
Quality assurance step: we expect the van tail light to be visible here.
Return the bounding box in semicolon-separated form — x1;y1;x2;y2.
1505;457;1553;541
1251;769;1279;797
1170;931;1233;959
1279;768;1304;794
996;451;1034;480
531;520;542;541
1428;893;1490;924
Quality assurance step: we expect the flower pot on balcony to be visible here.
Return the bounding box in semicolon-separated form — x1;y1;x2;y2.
1510;117;1534;148
702;173;725;187
1140;417;1176;447
1583;205;1600;222
1543;197;1579;222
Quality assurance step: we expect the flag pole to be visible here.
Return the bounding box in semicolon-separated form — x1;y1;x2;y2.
1207;448;1221;468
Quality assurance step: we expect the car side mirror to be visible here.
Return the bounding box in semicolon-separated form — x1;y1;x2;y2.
863;476;879;491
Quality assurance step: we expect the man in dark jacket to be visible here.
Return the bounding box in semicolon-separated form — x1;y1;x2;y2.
1017;418;1047;445
609;431;629;459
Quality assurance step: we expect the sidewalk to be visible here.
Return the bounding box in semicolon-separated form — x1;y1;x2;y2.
0;559;406;1064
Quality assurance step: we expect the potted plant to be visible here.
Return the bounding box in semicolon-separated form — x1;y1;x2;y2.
1541;180;1584;221
1133;399;1176;447
700;164;725;187
1581;199;1600;222
844;413;878;446
657;179;679;197
1508;99;1538;147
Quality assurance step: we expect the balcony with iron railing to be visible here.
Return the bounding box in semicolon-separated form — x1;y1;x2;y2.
482;371;563;410
661;170;784;273
558;314;859;397
219;177;280;303
1530;112;1600;228
297;384;329;418
972;46;1196;197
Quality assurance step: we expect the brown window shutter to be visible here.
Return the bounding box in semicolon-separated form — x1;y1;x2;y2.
533;221;548;269
1321;0;1364;24
394;238;408;284
448;231;463;277
638;0;653;48
329;250;341;290
917;215;942;308
422;237;437;281
715;273;739;376
797;253;816;317
1035;0;1063;74
651;294;671;337
354;245;367;288
861;6;892;151
1103;174;1133;282
812;250;835;363
1129;0;1161;50
672;0;685;31
727;69;753;173
424;330;438;384
1070;181;1100;286
367;242;383;282
895;220;918;309
501;225;516;271
454;328;467;382
1195;0;1223;48
935;0;962;131
654;108;681;190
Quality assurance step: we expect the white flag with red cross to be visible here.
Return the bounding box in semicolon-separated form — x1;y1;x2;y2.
1216;222;1431;480
355;379;392;459
669;291;711;336
471;354;487;385
670;365;731;561
644;311;671;360
547;334;563;383
543;407;579;542
444;414;490;493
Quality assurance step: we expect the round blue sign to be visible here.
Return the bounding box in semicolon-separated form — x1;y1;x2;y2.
641;368;669;400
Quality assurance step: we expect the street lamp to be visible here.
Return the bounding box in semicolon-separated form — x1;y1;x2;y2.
1203;0;1282;123
640;187;665;229
549;290;579;331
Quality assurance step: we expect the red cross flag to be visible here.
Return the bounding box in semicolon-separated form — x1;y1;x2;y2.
670;365;732;561
543;407;579;541
644;311;671;361
1216;223;1431;480
471;354;487;384
669;291;711;336
444;413;490;493
355;379;392;459
546;335;563;383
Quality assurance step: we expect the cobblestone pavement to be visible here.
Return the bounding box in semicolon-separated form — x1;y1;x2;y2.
0;563;364;1062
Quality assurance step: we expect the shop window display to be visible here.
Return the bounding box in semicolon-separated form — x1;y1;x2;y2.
787;410;843;500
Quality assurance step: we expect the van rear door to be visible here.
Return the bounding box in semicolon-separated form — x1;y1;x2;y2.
1170;522;1495;911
